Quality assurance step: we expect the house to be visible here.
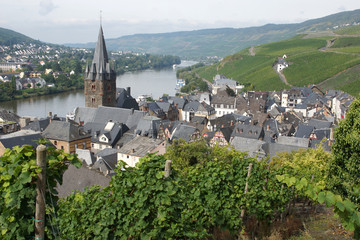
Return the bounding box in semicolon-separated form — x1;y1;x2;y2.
84;120;127;153
230;124;264;141
167;96;187;121
205;126;234;147
156;101;179;121
134;116;161;138
92;148;119;175
170;123;200;142
183;101;216;122
117;136;166;168
211;89;237;118
230;136;267;159
212;75;243;94
208;114;237;131
115;87;139;110
0;109;20;134
74;106;146;130
276;57;289;72
147;102;167;119
0;133;49;156
42;120;92;154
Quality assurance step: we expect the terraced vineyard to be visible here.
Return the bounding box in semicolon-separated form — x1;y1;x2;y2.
194;33;360;95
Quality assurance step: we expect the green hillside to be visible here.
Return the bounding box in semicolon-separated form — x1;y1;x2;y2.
0;27;38;45
195;34;360;95
67;9;360;58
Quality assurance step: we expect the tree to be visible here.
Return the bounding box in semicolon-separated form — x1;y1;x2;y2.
328;98;360;207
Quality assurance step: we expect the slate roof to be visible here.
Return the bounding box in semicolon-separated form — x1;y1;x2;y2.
168;96;187;109
313;128;331;140
294;124;314;138
84;121;127;147
209;114;236;130
116;88;139;110
277;136;309;148
190;116;207;124
23;118;50;132
75;106;146;130
135;116;161;138
42;120;90;142
231;124;264;140
56;163;111;198
211;89;236;105
230;136;267;159
307;119;332;129
0;133;50;150
170;124;198;142
0;109;19;123
76;149;95;166
118;136;164;158
266;143;307;159
155;101;172;113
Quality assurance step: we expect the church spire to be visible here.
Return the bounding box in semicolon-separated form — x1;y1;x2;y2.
90;26;109;75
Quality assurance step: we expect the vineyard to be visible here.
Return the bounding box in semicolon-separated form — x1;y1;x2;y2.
1;99;360;239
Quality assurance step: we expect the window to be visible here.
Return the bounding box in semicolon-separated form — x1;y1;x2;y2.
61;146;64;150
91;98;96;104
91;84;96;91
107;97;111;103
75;144;78;149
83;142;86;149
54;140;57;145
107;84;111;91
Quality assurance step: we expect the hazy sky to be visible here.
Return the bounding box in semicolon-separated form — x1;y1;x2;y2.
1;0;359;44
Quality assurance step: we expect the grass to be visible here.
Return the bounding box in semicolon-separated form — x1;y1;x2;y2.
335;25;360;35
331;37;360;48
318;64;360;97
283;51;360;86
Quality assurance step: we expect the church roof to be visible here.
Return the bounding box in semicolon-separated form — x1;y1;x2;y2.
91;26;108;73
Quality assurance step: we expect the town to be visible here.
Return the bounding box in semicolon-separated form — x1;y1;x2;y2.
0;26;354;197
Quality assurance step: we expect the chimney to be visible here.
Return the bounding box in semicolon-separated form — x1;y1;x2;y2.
131;148;135;153
48;112;52;118
330;127;334;141
127;87;131;96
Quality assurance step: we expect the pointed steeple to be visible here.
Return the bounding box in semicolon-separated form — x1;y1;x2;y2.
90;26;109;75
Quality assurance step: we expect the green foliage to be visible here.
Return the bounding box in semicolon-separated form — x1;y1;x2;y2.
0;144;80;239
270;145;331;185
328;98;360;207
113;53;180;74
56;144;294;239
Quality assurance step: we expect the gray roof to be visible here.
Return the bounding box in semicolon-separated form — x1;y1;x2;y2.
42;120;90;142
135;116;161;138
56;164;111;198
75;106;146;130
167;96;187;109
155;101;172;113
118;136;164;158
231;124;264;140
230;136;267;159
0;133;50;150
116;88;139;110
23;118;50;132
0;109;19;123
307;119;332;129
170;124;198;142
277;136;309;148
294;124;314;138
76;149;95;166
266;142;307;159
84;121;127;147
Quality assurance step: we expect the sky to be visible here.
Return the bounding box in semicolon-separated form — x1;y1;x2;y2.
1;0;360;44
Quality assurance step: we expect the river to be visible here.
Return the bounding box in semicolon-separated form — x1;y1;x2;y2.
0;61;197;118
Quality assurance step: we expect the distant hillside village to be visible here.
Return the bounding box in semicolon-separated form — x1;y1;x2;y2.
0;26;356;196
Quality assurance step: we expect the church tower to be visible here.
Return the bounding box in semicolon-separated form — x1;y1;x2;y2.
84;26;116;108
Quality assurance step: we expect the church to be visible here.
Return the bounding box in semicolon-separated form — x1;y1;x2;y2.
83;26;138;110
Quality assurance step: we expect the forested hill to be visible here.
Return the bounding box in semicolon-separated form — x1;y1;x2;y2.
67;9;360;58
0;27;39;45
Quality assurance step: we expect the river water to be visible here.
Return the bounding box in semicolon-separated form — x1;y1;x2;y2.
0;61;196;118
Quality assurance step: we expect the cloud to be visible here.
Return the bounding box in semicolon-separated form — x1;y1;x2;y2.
39;0;57;15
